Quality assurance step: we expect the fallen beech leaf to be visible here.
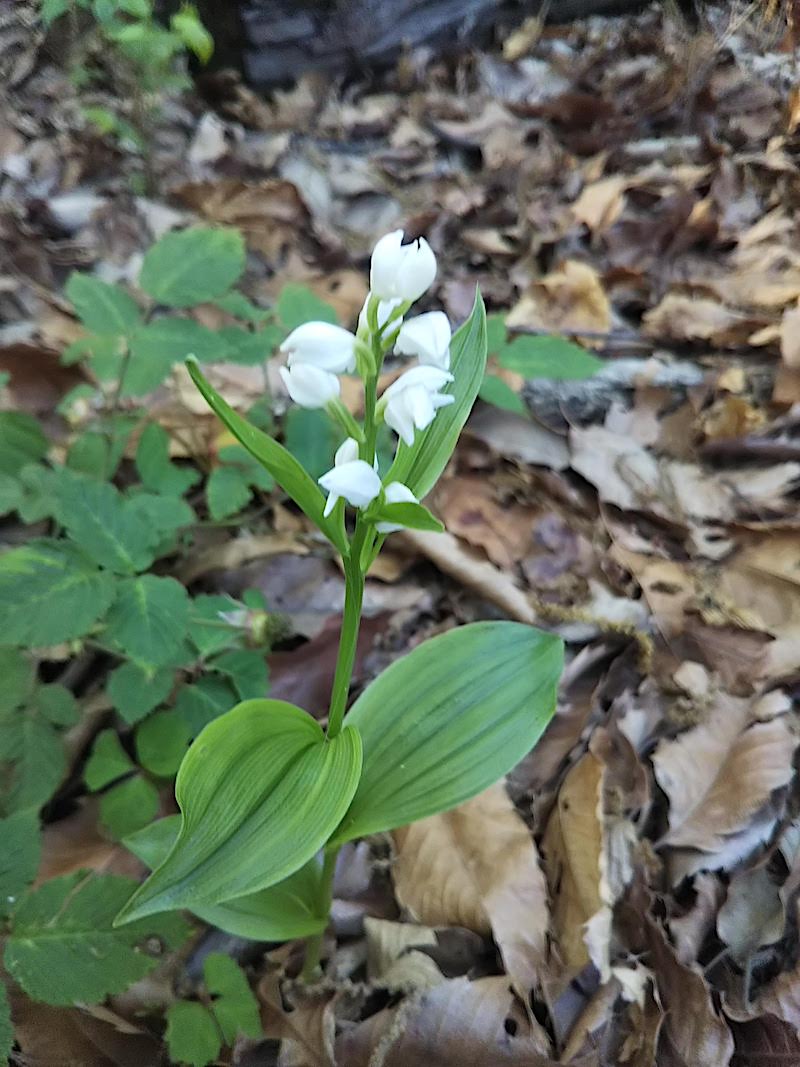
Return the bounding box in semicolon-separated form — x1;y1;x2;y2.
258;975;336;1067
780;304;800;368
669;872;725;966
507;260;611;340
643;294;764;347
392;783;549;996
716;865;785;964
433;476;535;568
364;917;443;993
571;175;628;235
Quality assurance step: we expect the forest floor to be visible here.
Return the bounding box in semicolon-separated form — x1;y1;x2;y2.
3;2;800;1064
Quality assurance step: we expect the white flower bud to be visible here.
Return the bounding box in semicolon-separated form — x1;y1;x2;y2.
395;311;452;370
319;460;382;517
334;436;360;465
358;293;404;335
280;322;357;374
381;365;455;447
279;363;340;408
376;481;418;533
370;229;437;303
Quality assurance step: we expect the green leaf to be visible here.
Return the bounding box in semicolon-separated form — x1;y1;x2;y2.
85;729;135;791
175;678;235;735
498;335;604;380
100;775;160;839
65;273;142;335
387;291;487;499
204;954;261;1043
0;649;34;714
0;412;47;476
186;359;346;554
125;492;195;544
170;4;214;63
139;228;245;309
41;0;72;24
189;595;243;657
210;649;268;700
104;575;190;669
37;684;80;726
136;711;191;777
116;700;362;923
0;809;42;914
0;982;11;1063
125;816;326;940
206;465;252;520
66;431;113;478
369;500;444;533
166;1001;221;1067
53;472;155;575
479;373;528;416
108;662;175;725
215;291;269;323
0;713;65;814
486;313;507;354
136;423;200;497
276;284;337;330
127;318;229;396
217;325;275;365
15;464;61;524
5;872;187;1005
0;540;115;646
334;621;563;844
284;407;339;482
0;472;22;515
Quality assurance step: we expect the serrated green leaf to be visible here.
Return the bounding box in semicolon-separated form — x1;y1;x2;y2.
66;431;112;478
498;334;604;380
139;228;245;308
65;273;142;335
0;981;11;1063
136;711;191;777
186;359;346;554
206;465;252;520
4;872;185;1005
333;621;563;844
104;575;190;669
215;291;269;323
108;662;175;724
125;491;195;539
53;472;155;575
127;318;229;396
125;816;326;940
0;711;65;814
100;775;160;839
175;678;235;735
210;650;268;700
0;412;48;476
116;700;362;923
85;729;135;791
36;684;79;726
166;1001;221;1067
387;291;487;499
0;541;114;646
204;954;261;1043
276;284;337;330
0;649;34;714
0;472;22;515
284;406;339;482
479;373;528;416
189;595;243;658
136;423;201;497
0;809;41;914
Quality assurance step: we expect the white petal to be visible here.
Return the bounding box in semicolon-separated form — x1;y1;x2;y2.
279;364;340;408
407;385;436;430
334;437;360;465
384;399;416;446
281;322;357;374
370;230;405;300
318;460;381;509
376;481;418;533
395;311;451;368
395;237;437;302
383;364;453;400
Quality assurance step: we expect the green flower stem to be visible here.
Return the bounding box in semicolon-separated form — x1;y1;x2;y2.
325;523;366;741
301;846;339;980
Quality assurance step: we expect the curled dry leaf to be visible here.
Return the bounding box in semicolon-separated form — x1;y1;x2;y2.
363;917;443;994
392;782;549;997
643;294;767;347
506;260;611;340
258;974;336;1067
716;865;785;965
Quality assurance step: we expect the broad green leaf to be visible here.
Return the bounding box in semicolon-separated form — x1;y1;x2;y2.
125;816;326;940
186;359;346;554
108;662;175;724
0;412;47;476
217;325;275;365
37;684;80;726
0;713;65;814
498;335;604;380
4;872;189;1005
165;1001;221;1067
215;291;269;323
486;313;507;354
368;501;444;533
126;491;195;539
65;273;142;335
0;982;10;1064
139;228;245;308
66;431;113;478
116;700;362;923
210;649;268;700
276;284;337;329
85;729;135;791
479;373;527;416
127;319;229;396
204;954;261;1043
189;595;243;657
284;407;339;482
0;649;34;714
100;775;160;839
206;465;252;520
0;809;41;914
333;621;563;843
0;472;22;515
170;4;214;63
175;678;235;735
53;473;155;575
0;540;115;646
387;291;487;499
15;464;61;524
104;575;190;669
136;710;191;777
136;423;200;496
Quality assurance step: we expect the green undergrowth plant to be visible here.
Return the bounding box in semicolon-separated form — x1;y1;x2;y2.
110;228;566;980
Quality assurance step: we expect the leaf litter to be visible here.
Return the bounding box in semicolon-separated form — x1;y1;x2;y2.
3;1;800;1064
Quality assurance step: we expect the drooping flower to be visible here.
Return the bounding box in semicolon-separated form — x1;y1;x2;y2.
376;481;418;533
280;322;357;374
370;229;437;303
279;363;340;408
395;311;452;370
381;365;454;447
319;438;382;516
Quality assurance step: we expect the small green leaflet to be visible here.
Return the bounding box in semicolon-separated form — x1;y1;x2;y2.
498;334;604;380
104;575;190;669
136;710;191;777
0;648;34;715
0;412;48;477
65;273;142;336
100;775;160;840
136;423;200;497
170;4;214;63
107;661;175;725
0;982;11;1065
204;953;261;1044
210;649;269;700
127;318;229;396
276;284;338;329
139;227;245;308
206;446;274;520
166;1001;222;1067
116;699;362;923
0;472;21;515
175;678;235;735
0;809;42;915
85;729;135;791
479;374;528;416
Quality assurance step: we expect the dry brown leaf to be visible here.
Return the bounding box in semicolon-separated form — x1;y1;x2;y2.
176;531;310;584
643;294;765;346
363;918;443;993
716;865;785;964
779;304;800;368
571;175;628;234
433;476;534;568
669;872;725;966
258;975;336;1067
507;260;611;340
392;783;549;996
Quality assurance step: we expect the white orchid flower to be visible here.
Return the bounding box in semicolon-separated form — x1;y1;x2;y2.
319;437;381;516
395;311;452;370
370;229;437;303
376;481;418;533
279;363;340;408
358;293;404;335
381;365;454;447
280;322;357;374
